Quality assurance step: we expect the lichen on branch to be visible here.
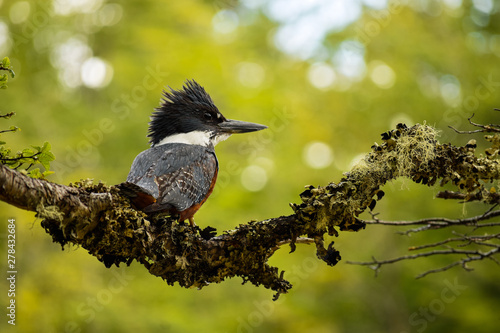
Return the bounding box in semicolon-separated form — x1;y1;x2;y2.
1;121;499;298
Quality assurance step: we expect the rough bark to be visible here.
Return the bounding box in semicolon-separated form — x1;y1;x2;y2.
1;123;499;299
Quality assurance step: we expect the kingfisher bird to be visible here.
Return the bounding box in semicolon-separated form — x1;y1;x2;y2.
119;80;267;226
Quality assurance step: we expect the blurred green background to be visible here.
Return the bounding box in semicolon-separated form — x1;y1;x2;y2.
1;0;499;332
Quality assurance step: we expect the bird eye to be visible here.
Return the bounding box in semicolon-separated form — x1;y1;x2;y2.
204;112;213;120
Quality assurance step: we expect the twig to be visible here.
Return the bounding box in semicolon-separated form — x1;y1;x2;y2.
473;222;500;229
347;248;500;278
276;237;315;247
449;113;500;133
270;237;315;254
416;247;500;278
348;248;482;266
0;112;15;119
409;234;500;251
363;210;500;228
0;152;41;162
0;128;18;134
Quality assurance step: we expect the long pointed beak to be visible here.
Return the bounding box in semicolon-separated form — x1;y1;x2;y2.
218;119;267;134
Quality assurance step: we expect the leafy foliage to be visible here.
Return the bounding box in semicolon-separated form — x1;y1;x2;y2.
0;56;15;89
0;57;55;179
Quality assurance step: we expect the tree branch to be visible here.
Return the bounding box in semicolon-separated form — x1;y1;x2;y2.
1;122;500;298
345;115;500;277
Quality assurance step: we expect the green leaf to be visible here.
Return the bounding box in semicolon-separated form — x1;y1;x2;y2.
41;141;51;153
22;147;34;155
0;57;14;78
18;157;33;165
9;161;21;169
27;168;54;180
39;153;55;170
38;141;55;170
42;170;55;177
27;168;43;179
2;57;10;68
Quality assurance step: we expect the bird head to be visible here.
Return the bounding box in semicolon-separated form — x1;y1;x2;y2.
148;80;267;147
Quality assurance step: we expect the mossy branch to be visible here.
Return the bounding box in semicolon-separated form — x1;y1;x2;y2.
0;122;499;298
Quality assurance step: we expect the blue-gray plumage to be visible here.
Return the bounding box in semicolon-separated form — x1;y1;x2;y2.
119;80;266;226
126;143;218;219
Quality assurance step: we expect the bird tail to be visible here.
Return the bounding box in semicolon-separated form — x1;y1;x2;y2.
116;182;156;210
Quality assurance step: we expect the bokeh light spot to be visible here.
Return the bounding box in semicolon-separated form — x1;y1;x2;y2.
81;57;113;89
51;36;93;88
54;0;104;16
0;21;11;55
363;0;388;9
472;0;493;14
332;41;366;80
369;60;396;89
9;1;30;24
265;1;362;60
307;62;336;90
442;0;463;9
417;71;440;98
439;74;461;107
241;165;268;192
97;4;123;26
212;10;239;34
303;141;333;169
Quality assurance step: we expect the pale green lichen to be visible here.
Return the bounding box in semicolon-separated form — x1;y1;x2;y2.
395;123;438;178
36;203;64;222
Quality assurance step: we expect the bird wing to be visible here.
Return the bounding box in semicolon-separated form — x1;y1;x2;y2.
117;181;156;210
126;143;218;213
